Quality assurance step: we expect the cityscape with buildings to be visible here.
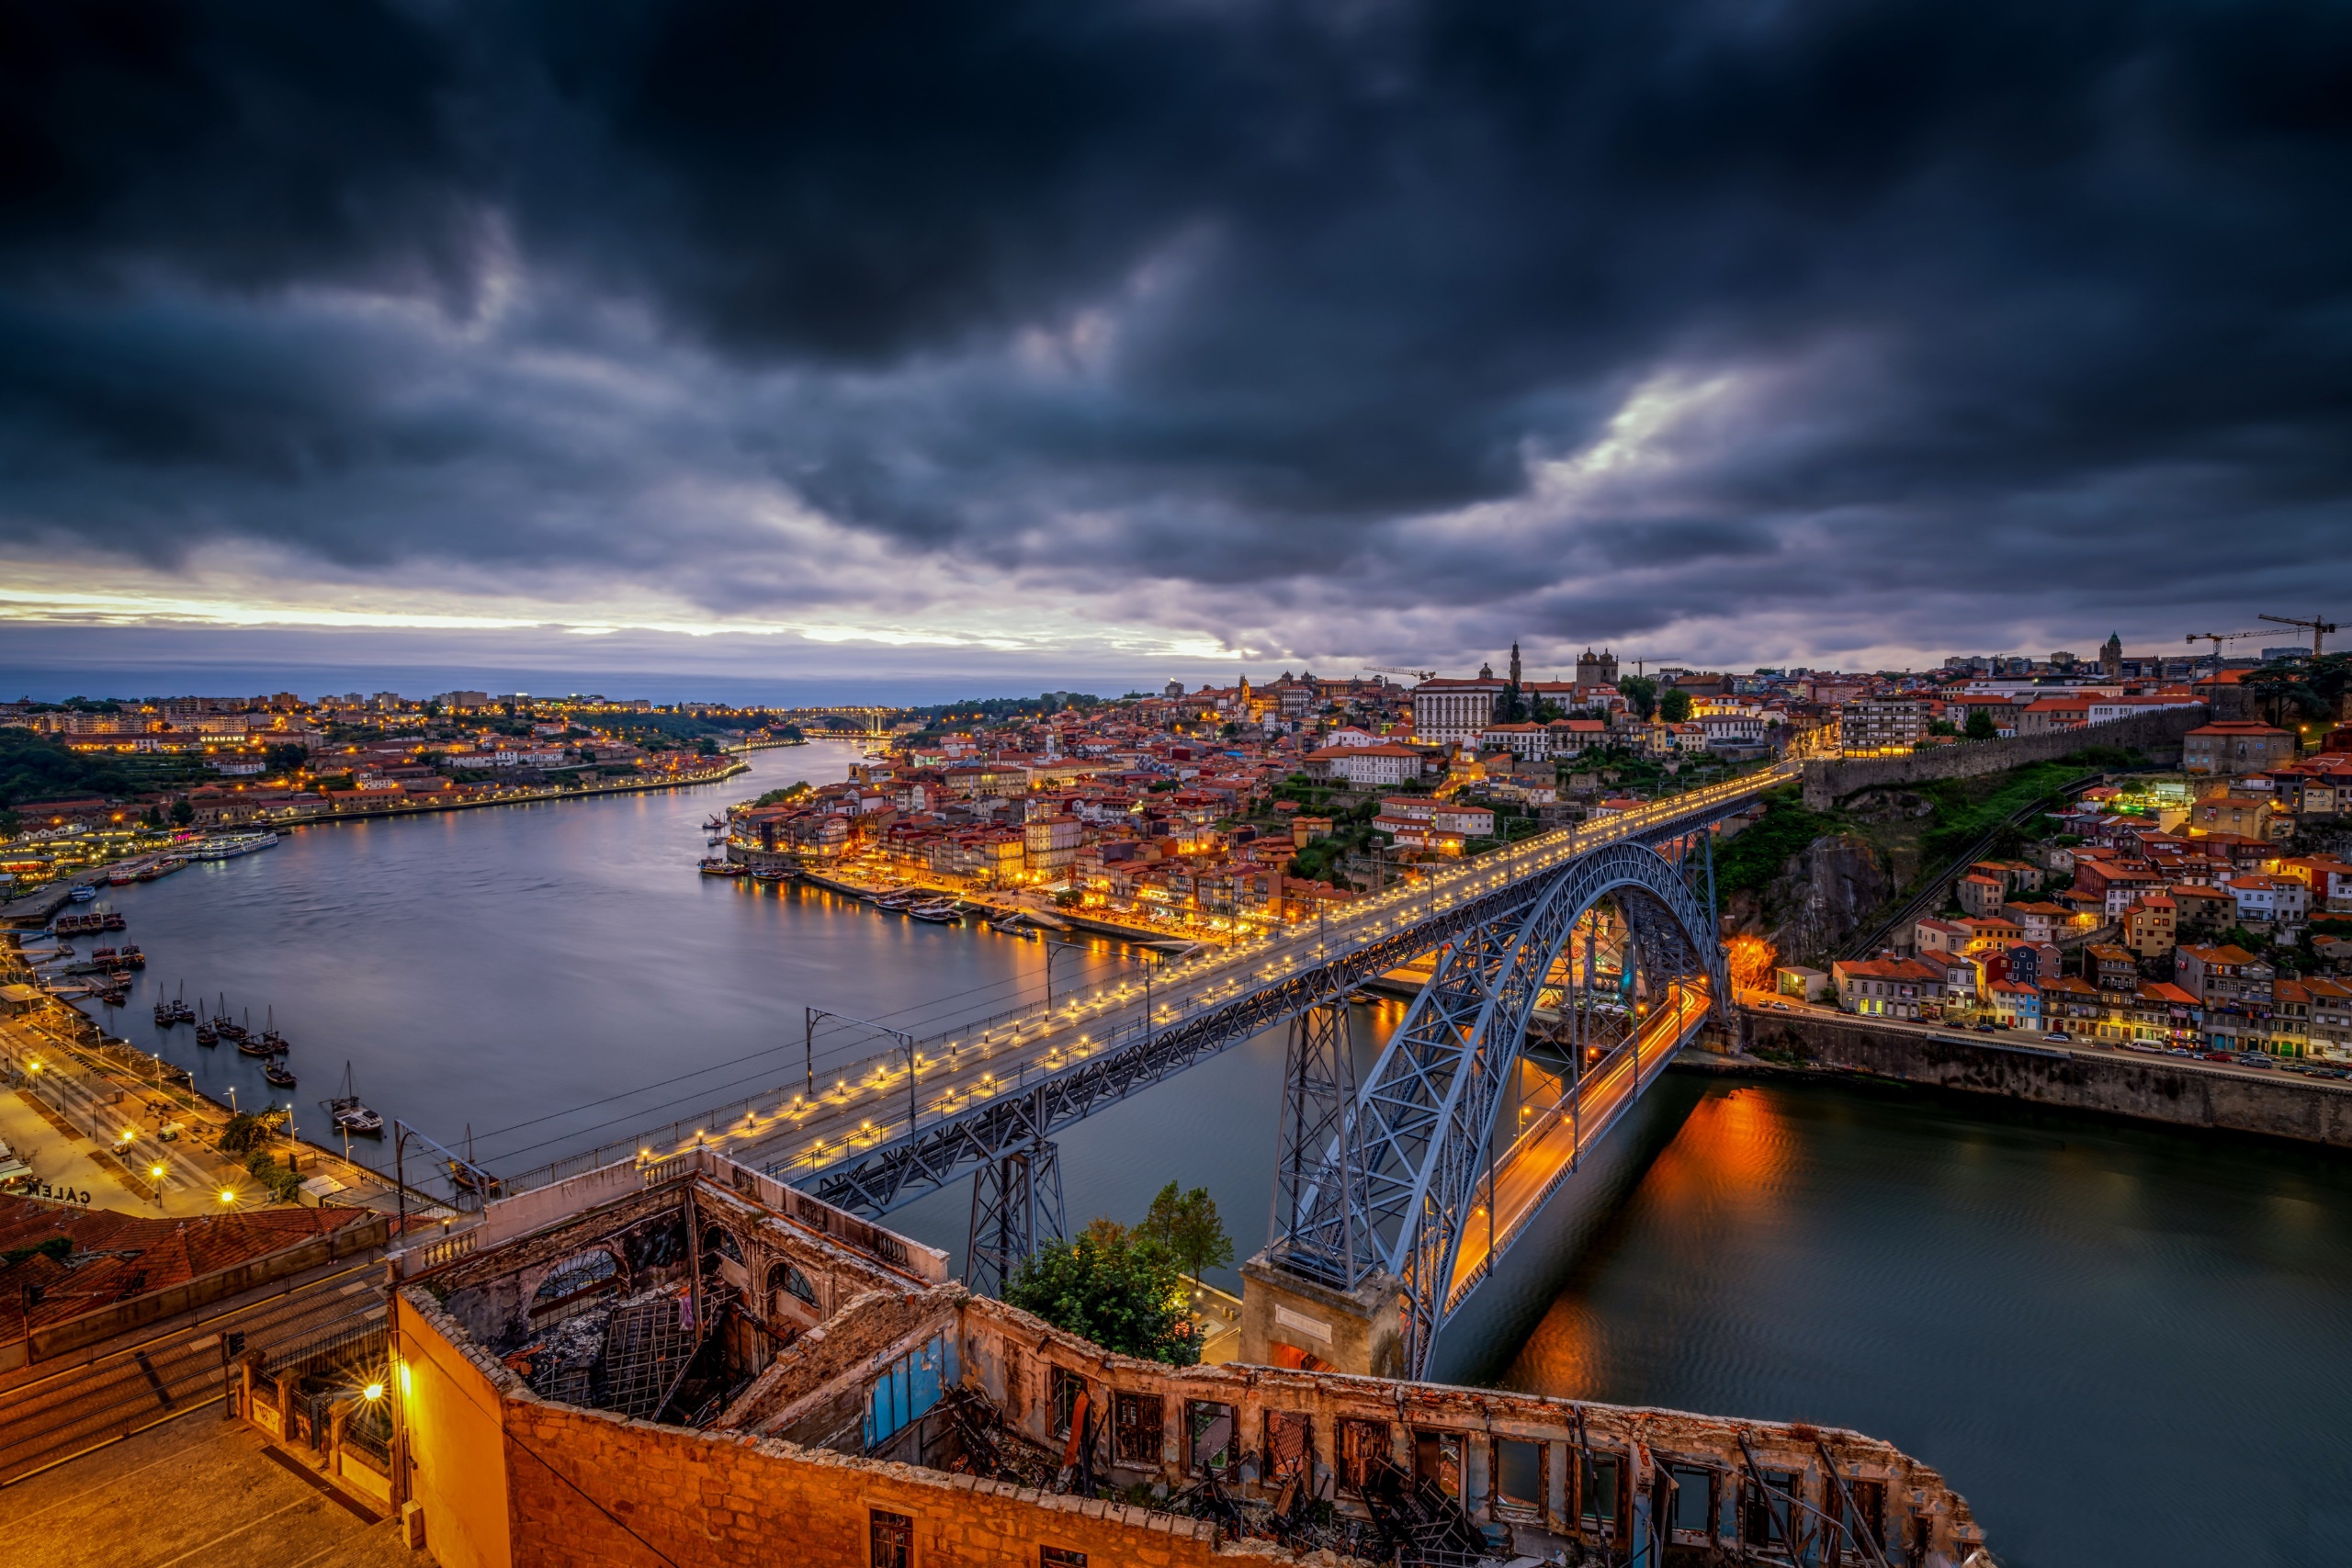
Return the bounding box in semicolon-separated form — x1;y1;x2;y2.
5;2;2351;1565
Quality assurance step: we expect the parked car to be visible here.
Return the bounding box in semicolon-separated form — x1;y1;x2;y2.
2200;1052;2235;1063
2234;1054;2276;1069
1770;1001;1792;1011
1974;1023;1998;1033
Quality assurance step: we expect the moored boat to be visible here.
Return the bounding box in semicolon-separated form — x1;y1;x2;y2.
697;857;745;877
69;886;96;902
106;868;135;886
326;1063;386;1137
190;831;279;861
908;899;960;923
262;1060;297;1089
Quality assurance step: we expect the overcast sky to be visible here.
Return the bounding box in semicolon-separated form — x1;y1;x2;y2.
2;0;2347;699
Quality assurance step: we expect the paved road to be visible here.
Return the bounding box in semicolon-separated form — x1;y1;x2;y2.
0;1262;388;1488
1444;980;1709;1307
1742;1000;2352;1090
639;763;1794;1185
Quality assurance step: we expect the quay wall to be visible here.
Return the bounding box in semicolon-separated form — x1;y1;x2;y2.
1800;706;2205;809
1744;1010;2352;1149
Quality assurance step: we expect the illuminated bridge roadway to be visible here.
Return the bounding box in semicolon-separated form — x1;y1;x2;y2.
490;760;1792;1372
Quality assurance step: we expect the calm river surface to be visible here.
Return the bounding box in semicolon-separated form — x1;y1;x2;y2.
77;739;2352;1567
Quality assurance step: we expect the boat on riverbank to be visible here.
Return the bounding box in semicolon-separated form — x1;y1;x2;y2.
136;856;188;881
908;899;962;923
262;1059;297;1089
191;831;279;860
68;886;96;903
697;857;745;877
328;1064;385;1137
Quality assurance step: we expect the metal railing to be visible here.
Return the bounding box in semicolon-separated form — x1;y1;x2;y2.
485;763;1793;1195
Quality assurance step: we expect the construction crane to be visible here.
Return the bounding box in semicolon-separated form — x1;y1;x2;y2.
1363;665;1436;683
2184;629;2261;660
2258;612;2339;659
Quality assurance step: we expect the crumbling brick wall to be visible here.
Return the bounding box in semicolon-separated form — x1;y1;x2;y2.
502;1395;1225;1568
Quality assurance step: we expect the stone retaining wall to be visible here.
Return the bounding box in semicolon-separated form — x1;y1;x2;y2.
1800;706;2206;809
1747;1010;2352;1147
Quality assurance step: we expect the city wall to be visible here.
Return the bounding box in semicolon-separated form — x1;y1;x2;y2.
1744;1011;2352;1149
1800;707;2207;809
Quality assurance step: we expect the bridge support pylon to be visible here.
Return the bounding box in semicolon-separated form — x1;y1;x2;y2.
964;1124;1065;1298
1238;1251;1407;1377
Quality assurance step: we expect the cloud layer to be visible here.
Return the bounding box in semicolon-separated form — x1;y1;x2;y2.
3;0;2348;678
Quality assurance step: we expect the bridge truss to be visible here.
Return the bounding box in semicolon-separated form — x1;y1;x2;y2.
1271;835;1729;1376
797;805;1742;1342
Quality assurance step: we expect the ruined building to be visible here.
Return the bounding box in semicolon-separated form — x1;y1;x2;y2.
389;1149;1993;1566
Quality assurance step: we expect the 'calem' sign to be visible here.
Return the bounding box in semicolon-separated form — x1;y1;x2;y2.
21;1182;93;1206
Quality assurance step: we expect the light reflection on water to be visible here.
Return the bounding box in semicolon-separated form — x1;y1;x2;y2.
1498;1077;2352;1568
74;759;2352;1565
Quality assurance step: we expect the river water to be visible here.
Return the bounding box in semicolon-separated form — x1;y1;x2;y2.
74;740;2352;1566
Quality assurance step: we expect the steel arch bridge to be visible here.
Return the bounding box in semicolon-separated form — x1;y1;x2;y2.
1269;837;1729;1377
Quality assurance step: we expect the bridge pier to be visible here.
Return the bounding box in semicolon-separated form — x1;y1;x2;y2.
964;1139;1065;1298
1237;1251;1408;1378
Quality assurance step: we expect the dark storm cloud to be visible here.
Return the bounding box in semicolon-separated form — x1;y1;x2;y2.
1;0;2348;662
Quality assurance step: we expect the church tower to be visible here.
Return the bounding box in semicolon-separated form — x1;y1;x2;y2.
2100;632;2123;679
1509;640;1522;687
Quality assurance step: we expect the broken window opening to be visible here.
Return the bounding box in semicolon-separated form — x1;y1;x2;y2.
1039;1549;1087;1568
1832;1476;1888;1564
1494;1438;1544;1517
1187;1400;1236;1474
769;1260;818;1311
1579;1451;1621;1529
1111;1392;1162;1466
1745;1468;1798;1551
868;1508;913;1568
1338;1417;1390;1495
863;1334;954;1450
1049;1367;1086;1440
1263;1410;1313;1488
1412;1429;1463;1499
530;1250;620;1319
1668;1464;1716;1538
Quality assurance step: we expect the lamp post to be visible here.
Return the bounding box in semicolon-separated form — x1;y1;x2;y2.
1044;936;1080;1010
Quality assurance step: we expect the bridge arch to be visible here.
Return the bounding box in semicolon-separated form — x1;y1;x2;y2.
1282;838;1727;1376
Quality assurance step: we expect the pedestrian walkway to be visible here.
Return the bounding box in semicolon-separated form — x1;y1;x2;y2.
0;1409;411;1566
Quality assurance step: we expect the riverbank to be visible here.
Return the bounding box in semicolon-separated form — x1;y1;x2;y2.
0;760;749;929
1739;1005;2352;1149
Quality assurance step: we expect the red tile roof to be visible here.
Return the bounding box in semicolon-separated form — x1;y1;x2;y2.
0;1195;375;1335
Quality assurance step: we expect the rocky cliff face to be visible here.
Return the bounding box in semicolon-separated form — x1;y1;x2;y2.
1724;831;1893;965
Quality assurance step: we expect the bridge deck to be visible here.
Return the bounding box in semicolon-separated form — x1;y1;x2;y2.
499;763;1791;1206
1444;979;1711;1313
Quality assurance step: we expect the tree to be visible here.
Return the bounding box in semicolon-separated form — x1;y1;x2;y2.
1658;688;1692;725
1004;1228;1197;1365
264;742;309;774
1618;676;1658;721
1963;708;1998;740
1136;1181;1234;1283
169;798;195;827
